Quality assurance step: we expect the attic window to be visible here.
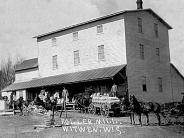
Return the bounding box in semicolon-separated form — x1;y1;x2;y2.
51;37;56;47
97;25;103;34
138;18;143;33
73;32;78;41
154;23;159;37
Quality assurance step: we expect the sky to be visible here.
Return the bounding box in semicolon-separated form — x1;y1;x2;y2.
0;0;184;74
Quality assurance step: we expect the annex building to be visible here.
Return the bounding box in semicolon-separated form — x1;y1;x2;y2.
2;0;184;104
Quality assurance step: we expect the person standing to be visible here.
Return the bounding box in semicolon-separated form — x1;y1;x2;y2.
111;83;118;97
18;97;24;116
60;87;69;118
62;87;69;102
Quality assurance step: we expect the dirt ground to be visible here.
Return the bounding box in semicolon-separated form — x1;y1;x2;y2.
0;111;183;138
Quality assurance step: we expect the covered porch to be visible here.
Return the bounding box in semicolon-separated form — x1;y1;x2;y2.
2;65;127;102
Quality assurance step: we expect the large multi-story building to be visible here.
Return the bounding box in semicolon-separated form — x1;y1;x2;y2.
2;0;184;103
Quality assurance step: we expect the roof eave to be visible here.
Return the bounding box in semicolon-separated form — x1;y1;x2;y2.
33;8;172;39
170;63;184;80
15;66;38;72
123;8;172;29
2;65;125;92
1;76;114;92
147;9;172;29
32;10;126;39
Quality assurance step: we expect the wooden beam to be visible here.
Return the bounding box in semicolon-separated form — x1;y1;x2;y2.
118;72;126;80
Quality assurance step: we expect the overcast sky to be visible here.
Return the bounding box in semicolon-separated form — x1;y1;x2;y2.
0;0;184;74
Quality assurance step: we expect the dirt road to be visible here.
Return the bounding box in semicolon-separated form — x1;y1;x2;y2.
0;111;183;138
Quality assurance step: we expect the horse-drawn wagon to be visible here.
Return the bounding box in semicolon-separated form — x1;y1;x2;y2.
88;95;121;116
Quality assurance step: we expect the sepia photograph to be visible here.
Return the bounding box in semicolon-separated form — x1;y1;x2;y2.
0;0;184;138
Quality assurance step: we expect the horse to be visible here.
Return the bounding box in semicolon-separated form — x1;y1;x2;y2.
129;95;165;126
74;93;92;113
34;91;57;112
9;97;25;115
34;95;44;106
74;93;86;112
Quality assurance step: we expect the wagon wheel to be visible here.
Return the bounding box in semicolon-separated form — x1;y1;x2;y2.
104;105;110;117
88;104;96;114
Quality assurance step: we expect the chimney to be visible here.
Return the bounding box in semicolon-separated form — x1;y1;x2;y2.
136;0;143;9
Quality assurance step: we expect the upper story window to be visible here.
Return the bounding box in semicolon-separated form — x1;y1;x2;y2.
73;32;78;41
98;45;105;61
139;44;144;60
52;55;58;70
97;25;103;34
154;23;159;37
158;77;163;92
74;50;80;66
138;18;143;33
141;76;147;92
51;37;57;47
156;48;160;62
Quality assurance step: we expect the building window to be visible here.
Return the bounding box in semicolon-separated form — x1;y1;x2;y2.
138;18;143;33
97;25;103;34
156;48;160;62
140;44;144;60
141;76;147;92
98;45;105;61
154;23;159;37
73;32;78;41
74;50;80;66
52;55;58;70
158;77;163;92
51;37;56;47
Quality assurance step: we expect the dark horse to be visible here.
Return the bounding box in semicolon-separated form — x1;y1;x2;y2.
34;94;57;111
129;95;164;126
74;93;92;113
9;97;25;115
34;94;57;120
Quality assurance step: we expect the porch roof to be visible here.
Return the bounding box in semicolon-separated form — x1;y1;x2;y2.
15;58;38;72
2;65;126;92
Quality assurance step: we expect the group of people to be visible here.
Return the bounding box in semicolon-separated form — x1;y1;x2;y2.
1;93;25;115
34;87;69;106
90;83;118;97
0;83;119;116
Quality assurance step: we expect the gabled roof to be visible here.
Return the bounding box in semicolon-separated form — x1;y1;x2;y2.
15;58;38;72
2;65;126;92
33;8;172;39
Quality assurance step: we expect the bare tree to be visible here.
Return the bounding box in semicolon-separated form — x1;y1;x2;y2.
0;56;24;91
